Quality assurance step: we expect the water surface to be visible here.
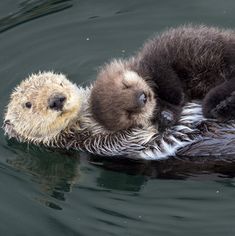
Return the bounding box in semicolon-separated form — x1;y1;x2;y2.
1;0;235;235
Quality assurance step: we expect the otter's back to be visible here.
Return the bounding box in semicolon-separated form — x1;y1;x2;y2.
139;25;235;72
134;25;235;98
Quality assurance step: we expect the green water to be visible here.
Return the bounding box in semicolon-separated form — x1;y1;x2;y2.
1;0;235;235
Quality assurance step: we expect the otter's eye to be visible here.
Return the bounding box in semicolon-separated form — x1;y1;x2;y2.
138;92;147;107
25;102;32;108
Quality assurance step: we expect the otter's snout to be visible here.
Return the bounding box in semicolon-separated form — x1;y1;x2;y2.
48;94;66;111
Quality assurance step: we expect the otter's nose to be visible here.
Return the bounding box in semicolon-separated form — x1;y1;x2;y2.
48;94;66;111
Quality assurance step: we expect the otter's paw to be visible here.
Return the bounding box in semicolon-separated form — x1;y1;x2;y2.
161;110;174;124
157;110;175;132
210;91;235;121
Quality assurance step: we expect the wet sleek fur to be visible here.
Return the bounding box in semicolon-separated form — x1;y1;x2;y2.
91;25;235;132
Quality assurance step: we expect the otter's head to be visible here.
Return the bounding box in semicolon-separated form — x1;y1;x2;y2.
91;60;156;131
3;72;82;144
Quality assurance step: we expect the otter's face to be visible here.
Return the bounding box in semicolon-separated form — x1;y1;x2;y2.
91;61;156;131
3;72;82;143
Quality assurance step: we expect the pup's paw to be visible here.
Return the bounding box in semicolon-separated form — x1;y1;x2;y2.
211;91;235;120
161;110;174;125
156;110;175;132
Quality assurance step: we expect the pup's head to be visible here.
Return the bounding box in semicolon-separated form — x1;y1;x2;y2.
3;72;82;144
91;60;156;131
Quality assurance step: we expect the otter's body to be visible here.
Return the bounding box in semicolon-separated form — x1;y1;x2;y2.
133;25;235;122
134;25;235;99
3;71;235;161
91;25;235;132
3;72;197;158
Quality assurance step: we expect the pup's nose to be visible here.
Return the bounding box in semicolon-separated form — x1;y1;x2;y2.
48;94;66;111
136;91;147;107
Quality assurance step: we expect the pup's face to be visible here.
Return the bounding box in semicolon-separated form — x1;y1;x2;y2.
3;72;81;143
91;61;156;131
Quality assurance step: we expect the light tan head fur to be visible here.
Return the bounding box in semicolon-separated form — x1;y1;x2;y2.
91;59;156;131
3;72;83;144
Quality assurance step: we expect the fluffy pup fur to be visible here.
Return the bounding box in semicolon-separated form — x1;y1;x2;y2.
91;61;156;131
90;25;235;132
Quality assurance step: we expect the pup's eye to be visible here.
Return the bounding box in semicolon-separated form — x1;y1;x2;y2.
25;102;32;108
138;92;147;106
60;83;63;87
122;81;130;89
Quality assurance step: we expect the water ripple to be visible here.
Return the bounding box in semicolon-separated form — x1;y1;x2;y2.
0;0;73;33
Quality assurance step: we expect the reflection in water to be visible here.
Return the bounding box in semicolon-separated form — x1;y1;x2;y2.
88;154;235;180
96;164;147;192
0;0;73;33
6;138;235;192
6;140;80;210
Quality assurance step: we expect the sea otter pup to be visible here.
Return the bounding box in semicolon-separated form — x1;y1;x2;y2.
90;25;235;132
3;71;235;160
